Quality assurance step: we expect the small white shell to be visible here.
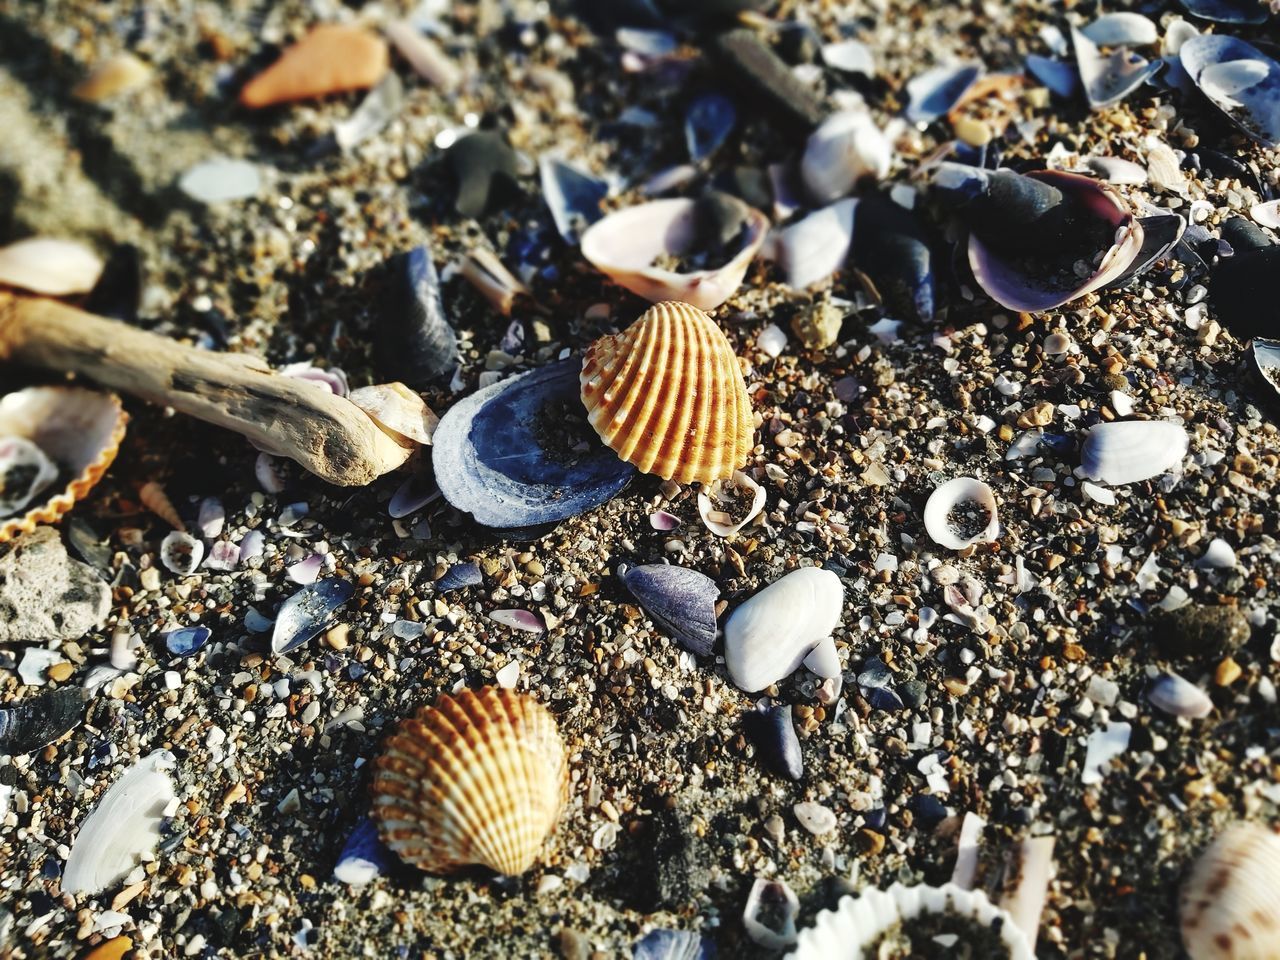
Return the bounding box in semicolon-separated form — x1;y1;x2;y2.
801;109;891;204
1196;537;1237;569
744;878;800;950
1080;12;1158;47
787;882;1034;960
698;470;766;537
724;567;844;692
774;199;858;289
0;237;104;295
1251;199;1280;230
62;750;177;895
1079;420;1189;485
160;531;204;576
349;383;437;446
1181;823;1280;959
0;437;58;518
923;477;998;551
1149;673;1213;718
580;197;768;311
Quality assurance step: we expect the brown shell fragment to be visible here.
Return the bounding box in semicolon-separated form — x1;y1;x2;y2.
579;301;754;485
371;687;568;876
239;25;389;108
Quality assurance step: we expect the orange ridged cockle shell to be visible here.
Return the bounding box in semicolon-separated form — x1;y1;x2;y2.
580;301;754;485
372;687;569;876
0;387;127;544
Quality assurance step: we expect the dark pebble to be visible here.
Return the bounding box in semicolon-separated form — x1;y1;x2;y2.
706;27;826;132
1153;603;1251;658
898;679;927;709
631;808;710;911
910;794;948;829
743;704;804;780
444;130;521;219
864;686;905;711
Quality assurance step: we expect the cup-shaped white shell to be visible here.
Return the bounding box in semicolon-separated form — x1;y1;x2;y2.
724;567;844;692
580;301;755;484
0;387;128;544
1079;420;1189;485
787;882;1035;960
1181;822;1280;959
923;477;999;551
698;469;766;536
372;687;569;876
579;198;768;311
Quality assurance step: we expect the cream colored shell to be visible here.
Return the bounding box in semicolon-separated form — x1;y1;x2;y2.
0;387;127;543
1181;822;1280;960
372;687;569;876
580;301;754;485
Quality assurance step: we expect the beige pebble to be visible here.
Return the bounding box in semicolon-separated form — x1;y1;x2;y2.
47;661;74;683
953;115;992;147
324;623;349;650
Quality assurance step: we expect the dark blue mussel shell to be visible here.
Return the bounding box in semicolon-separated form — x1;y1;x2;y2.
0;687;84;755
375;246;461;388
1179;0;1269;23
433;359;635;528
851;193;936;323
620;563;720;656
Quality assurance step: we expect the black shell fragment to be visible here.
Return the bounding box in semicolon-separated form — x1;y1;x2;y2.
0;687;84;755
743;704;803;780
375;246;460;388
851;194;936;323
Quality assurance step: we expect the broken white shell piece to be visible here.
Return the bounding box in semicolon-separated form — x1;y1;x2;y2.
923;477;999;551
698;470;766;537
0;237;104;296
745;877;800;950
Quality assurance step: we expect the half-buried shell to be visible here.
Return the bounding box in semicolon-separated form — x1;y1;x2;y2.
1180;821;1280;959
0;387;128;544
372;687;569;876
580;301;755;485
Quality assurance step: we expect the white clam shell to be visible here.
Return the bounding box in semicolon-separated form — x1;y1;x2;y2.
923;477;999;551
579;197;768;311
1080;420;1189;485
724;567;844;692
774;199;858;289
0;237;103;296
787;881;1035;960
1181;823;1280;959
63;750;177;895
698;470;766;537
1148;673;1213;718
1081;12;1158;47
801;109;891;204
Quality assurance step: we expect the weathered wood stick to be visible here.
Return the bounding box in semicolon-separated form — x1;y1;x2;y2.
0;293;414;486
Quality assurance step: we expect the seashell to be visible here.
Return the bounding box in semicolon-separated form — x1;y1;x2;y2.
239;529;265;562
1082;720;1131;784
685;93;737;162
279;362;349;397
851;194;936;322
1079;420;1189;485
460;247;530;317
110;625;137;671
385;20;461;90
0;687;83;755
787;882;1035;959
196;498;225;538
581;302;754;484
489;608;545;633
923;477;999;551
540;157;608;244
335;72;404;153
620;562;720;656
1149;673;1214;718
333;817;394;886
255;452;288;494
63;750;177;896
287;554;323;585
0;237;104;295
724;567;844;692
934;164;1146;312
239;25;389;108
178;157;261;204
1181;36;1280;146
137;481;183;531
1025;55;1081;98
436;561;483;592
1178;0;1269;23
743;703;803;780
0;437;58;519
650;510;681;531
822;40;875;76
164;625;211;658
372;687;569;875
159;531;203;576
375;245;460;388
774;199;857;289
800;109;891;204
803;635;841;679
580;196;768;311
698;470;765;537
1085;155;1148;185
388;472;440;519
904;64;982;124
633;929;713;960
744;878;800;950
72;53;152;102
1108;212;1185;287
1196;538;1237;569
1081;13;1159;47
0;388;127;544
350;383;437;446
1072;25;1162;110
434;359;634;528
1180;822;1280;959
271;578;356;655
1252;199;1280;230
1249;338;1280;415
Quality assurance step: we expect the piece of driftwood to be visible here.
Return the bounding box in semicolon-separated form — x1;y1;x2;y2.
0;293;414;486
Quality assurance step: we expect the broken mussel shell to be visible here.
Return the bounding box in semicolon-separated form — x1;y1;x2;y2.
0;686;84;755
1249;338;1280;416
1211;215;1280;341
1072;24;1162;111
434;358;634;529
933;163;1145;312
851;194;936;323
1181;35;1280;146
374;246;460;388
620;562;720;656
0;387;128;544
787;882;1035;959
581;301;754;485
372;687;569;876
1180;822;1280;959
271;577;356;654
579;195;768;311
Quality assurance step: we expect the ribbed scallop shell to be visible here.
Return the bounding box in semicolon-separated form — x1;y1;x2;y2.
1181;822;1280;959
0;387;127;544
372;687;568;876
580;302;753;485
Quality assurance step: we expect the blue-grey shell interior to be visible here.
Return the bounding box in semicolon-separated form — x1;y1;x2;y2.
1108;213;1185;287
0;687;83;755
379;245;460;385
432;358;635;528
1181;35;1280;146
337;817;394;872
632;928;714;960
272;578;356;654
1179;0;1269;23
905;64;982;123
621;563;720;656
543;159;608;243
